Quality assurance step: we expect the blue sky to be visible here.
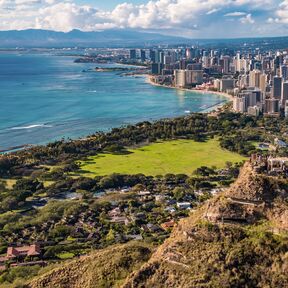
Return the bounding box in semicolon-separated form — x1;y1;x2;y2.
76;0;147;9
0;0;287;38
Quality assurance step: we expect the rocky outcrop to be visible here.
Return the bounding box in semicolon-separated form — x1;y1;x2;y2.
122;163;288;288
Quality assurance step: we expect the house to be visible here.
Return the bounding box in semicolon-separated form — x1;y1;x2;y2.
142;223;162;233
161;220;176;231
131;212;146;222
267;157;288;174
108;207;121;218
164;206;176;214
258;143;270;150
110;216;130;225
176;202;191;210
166;199;177;206
154;194;166;202
6;244;41;259
125;234;143;241
0;256;7;271
274;138;288;148
120;187;131;193
138;191;151;196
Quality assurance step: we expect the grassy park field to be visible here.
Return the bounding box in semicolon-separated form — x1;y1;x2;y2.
79;138;246;177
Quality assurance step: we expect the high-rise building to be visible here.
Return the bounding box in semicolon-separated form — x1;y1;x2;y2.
233;95;248;113
281;81;288;107
222;56;230;74
214;79;221;91
164;55;172;65
155;50;160;63
129;49;136;60
174;70;186;88
259;73;267;94
236;52;241;72
140;50;146;62
280;65;288;80
151;63;163;75
186;70;203;86
233;90;261;113
220;78;235;92
186;48;192;59
202;56;209;68
285;100;288;117
272;76;282;99
265;98;280;114
189;63;202;71
238;74;249;89
150;50;156;63
170;51;177;63
179;59;187;70
159;51;165;64
249;70;261;88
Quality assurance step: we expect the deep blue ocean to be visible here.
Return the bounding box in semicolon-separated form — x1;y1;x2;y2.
0;51;227;151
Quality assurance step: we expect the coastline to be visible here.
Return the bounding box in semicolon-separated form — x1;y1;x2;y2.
145;75;234;104
1;58;232;154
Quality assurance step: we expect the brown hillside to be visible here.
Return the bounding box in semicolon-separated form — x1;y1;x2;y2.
28;242;154;288
122;163;288;288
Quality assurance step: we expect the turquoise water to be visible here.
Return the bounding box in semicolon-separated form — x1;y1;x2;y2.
0;52;227;151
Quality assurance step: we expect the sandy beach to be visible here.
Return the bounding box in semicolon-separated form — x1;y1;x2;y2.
146;75;234;102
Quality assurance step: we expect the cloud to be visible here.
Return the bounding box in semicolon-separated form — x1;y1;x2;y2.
37;2;100;32
272;0;288;24
206;8;220;15
224;11;247;17
0;0;283;37
240;13;255;24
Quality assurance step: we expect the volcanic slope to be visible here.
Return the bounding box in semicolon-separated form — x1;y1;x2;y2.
122;163;288;288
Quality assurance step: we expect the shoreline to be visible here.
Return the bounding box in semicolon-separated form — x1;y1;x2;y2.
1;68;232;155
146;75;234;103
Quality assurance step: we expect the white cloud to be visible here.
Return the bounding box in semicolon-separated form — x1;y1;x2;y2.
224;11;247;17
272;0;288;24
0;0;282;37
206;8;220;15
240;13;255;24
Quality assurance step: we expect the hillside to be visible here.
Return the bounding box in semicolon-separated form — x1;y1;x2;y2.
27;163;288;288
123;163;288;288
28;242;154;288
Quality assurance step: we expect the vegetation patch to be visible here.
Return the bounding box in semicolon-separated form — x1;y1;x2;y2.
79;139;246;176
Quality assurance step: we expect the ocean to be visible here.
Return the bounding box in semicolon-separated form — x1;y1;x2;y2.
0;51;227;151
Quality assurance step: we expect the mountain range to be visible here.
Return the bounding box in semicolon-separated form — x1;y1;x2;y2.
0;29;191;48
1;29;288;49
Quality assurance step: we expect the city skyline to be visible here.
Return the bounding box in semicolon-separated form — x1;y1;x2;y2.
0;0;288;38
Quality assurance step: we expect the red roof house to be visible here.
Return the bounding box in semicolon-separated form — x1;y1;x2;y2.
7;244;41;259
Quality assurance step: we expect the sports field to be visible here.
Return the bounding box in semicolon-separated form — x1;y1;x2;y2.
80;138;246;176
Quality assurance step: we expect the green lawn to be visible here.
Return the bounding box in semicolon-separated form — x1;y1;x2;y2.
56;252;75;260
80;139;246;177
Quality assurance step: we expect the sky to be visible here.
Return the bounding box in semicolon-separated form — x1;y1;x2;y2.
0;0;288;38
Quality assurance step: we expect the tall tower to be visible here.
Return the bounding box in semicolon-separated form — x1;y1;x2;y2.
259;73;267;94
222;56;230;74
281;81;288;107
272;76;282;99
249;70;261;88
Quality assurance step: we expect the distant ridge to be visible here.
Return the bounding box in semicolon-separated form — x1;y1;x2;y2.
0;29;191;48
1;29;288;48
